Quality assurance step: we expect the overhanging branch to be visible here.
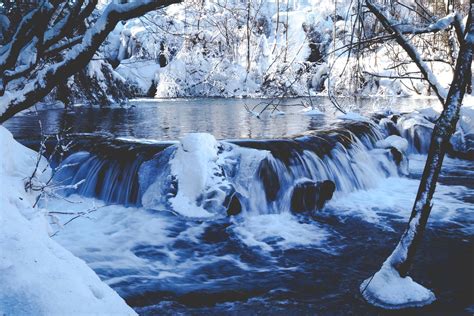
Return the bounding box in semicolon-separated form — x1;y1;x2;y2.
366;0;448;105
0;0;181;123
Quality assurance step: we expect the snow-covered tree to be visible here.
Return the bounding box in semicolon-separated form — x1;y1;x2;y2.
360;0;473;309
0;0;181;123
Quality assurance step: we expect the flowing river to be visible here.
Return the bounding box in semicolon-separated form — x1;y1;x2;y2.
5;97;473;315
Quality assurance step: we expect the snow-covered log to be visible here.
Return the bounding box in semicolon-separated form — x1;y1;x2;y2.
361;1;473;310
0;0;181;123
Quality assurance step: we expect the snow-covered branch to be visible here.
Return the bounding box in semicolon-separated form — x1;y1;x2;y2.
394;13;456;35
366;0;449;105
0;0;181;123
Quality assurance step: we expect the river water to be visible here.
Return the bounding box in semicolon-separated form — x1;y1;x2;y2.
4;96;438;140
5;98;473;315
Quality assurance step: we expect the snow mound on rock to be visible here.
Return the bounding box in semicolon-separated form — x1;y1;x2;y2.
376;135;409;152
337;112;370;122
301;107;325;116
168;133;228;218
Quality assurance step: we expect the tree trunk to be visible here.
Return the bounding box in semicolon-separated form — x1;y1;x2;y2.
388;0;473;278
361;1;473;309
246;0;251;74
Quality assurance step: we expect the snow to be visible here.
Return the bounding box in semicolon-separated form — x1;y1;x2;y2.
337;111;370;122
375;135;409;152
143;133;229;218
168;133;220;217
301;107;325;115
115;58;161;93
360;261;436;309
0;126;136;315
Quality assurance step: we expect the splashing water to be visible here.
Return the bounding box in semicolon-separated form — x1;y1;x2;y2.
43;110;473;314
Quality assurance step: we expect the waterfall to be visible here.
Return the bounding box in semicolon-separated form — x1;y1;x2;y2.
50;116;420;217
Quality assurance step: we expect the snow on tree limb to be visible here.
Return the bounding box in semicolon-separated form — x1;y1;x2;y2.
366;0;449;105
43;0;87;49
0;2;54;73
0;0;181;123
395;13;456;35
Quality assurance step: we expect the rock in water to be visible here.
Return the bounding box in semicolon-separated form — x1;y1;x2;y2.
226;192;242;216
257;157;281;202
389;147;403;165
317;180;336;209
291;179;335;213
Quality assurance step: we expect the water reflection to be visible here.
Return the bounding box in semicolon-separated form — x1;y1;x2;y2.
5;97;437;141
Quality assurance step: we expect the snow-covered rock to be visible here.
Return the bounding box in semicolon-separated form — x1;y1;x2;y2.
0;126;136;315
301;107;325;116
376;135;409;153
142;133;235;218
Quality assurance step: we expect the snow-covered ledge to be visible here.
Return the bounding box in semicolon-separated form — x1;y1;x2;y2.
0;126;136;315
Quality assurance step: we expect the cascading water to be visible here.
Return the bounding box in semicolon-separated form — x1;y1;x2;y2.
42;109;473;314
51;118;411;217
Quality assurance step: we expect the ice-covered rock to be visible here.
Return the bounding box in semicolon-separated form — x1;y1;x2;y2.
301;107;325;116
396;114;434;153
168;133;229;217
141;133;238;218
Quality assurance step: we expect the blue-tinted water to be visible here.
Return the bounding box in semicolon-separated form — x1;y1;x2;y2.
6;98;472;315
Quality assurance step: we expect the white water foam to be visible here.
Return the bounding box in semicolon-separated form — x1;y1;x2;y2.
326;155;473;230
231;213;334;253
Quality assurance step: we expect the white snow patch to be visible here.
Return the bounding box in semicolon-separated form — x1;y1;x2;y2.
0;126;135;315
337;111;370;122
168;133;222;218
376;135;409;152
301;107;325;116
361;262;435;309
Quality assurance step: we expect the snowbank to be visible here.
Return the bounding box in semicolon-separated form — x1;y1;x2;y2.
0;126;136;315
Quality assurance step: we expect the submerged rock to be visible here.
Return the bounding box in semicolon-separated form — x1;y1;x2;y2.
291;179;335;213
